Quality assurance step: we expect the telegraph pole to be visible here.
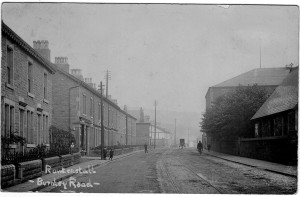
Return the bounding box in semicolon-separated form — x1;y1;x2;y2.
104;70;111;145
174;119;176;146
105;70;111;98
188;128;189;147
154;100;157;149
260;46;261;68
100;81;105;160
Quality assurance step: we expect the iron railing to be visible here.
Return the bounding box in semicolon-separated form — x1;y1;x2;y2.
1;147;71;166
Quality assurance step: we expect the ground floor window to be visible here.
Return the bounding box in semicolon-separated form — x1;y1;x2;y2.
37;113;41;144
26;110;34;144
288;111;295;132
42;114;49;144
19;109;25;137
3;104;15;138
274;116;283;136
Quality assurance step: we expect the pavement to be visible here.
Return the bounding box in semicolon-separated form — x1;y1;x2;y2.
3;149;144;192
202;149;297;177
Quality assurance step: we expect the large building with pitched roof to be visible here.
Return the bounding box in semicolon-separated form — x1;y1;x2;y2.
205;67;292;110
1;22;56;152
202;66;296;159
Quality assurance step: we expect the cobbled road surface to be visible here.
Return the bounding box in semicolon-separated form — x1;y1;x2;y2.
43;148;296;194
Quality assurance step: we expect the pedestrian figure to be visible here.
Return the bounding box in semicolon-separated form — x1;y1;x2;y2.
109;148;114;160
144;143;148;153
103;147;107;160
207;144;211;152
197;141;203;154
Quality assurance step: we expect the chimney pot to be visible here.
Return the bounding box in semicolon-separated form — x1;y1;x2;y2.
33;41;37;49
37;40;41;49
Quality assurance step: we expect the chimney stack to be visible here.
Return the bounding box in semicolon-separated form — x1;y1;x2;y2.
145;115;150;123
55;57;70;73
84;78;94;88
70;69;84;81
139;107;144;123
33;40;51;61
113;99;118;105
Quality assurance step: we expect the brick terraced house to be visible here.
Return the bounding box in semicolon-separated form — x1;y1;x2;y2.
1;22;55;152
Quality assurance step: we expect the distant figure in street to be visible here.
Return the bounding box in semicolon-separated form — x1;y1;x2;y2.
109;148;114;160
197;141;203;154
103;148;107;160
144;143;148;153
207;144;211;152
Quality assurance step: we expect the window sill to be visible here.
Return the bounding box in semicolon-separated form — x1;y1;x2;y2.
5;83;14;90
43;99;49;104
26;144;36;148
28;92;35;98
9;144;17;149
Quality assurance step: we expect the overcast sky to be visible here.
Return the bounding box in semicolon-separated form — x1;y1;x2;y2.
2;3;299;114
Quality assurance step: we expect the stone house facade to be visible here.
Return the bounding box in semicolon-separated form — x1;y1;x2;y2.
51;63;136;154
1;22;55;152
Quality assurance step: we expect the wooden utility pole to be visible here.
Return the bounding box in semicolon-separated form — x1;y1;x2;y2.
174;119;176;146
188;128;189;147
100;81;105;160
105;70;111;98
154;100;157;149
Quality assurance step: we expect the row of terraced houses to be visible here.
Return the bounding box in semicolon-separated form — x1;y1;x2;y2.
1;21;137;156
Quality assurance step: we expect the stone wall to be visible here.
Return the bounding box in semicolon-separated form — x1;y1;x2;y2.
239;137;297;165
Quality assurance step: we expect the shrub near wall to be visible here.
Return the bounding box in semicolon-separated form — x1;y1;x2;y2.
18;160;42;182
1;164;15;188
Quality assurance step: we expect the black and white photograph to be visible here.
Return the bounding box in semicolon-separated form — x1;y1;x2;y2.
0;1;298;194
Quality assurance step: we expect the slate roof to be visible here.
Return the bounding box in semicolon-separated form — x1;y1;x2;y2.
52;64;137;120
213;67;291;87
2;21;55;74
251;67;298;120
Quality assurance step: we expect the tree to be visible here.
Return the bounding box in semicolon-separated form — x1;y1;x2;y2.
201;85;270;139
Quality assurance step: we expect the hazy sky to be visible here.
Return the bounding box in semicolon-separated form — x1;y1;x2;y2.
2;3;299;114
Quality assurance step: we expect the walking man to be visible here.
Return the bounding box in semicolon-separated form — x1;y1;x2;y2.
197;141;203;154
207;144;211;152
109;148;114;160
144;143;148;153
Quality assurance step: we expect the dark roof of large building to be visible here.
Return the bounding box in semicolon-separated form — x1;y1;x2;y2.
52;64;137;120
2;21;55;74
213;67;291;87
251;67;298;120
